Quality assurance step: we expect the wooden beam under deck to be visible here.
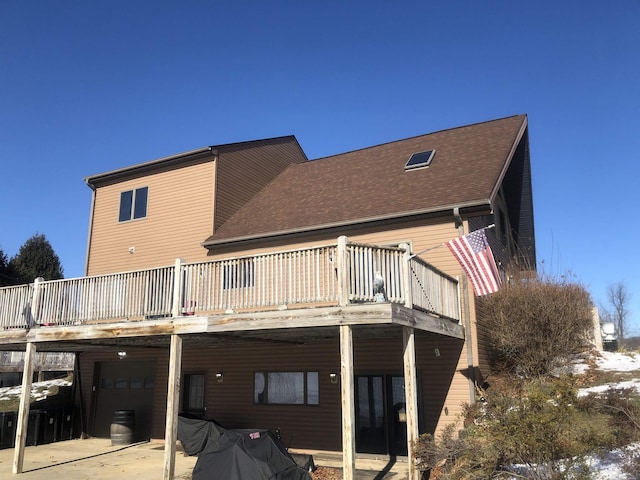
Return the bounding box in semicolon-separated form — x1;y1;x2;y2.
0;303;464;349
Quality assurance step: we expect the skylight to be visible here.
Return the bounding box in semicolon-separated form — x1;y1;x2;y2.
405;149;435;171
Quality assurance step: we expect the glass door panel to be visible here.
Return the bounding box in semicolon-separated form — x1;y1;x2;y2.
355;375;386;454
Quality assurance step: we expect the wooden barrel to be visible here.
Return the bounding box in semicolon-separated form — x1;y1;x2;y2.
110;410;135;445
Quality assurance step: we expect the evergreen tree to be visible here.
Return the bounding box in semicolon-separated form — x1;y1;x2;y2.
8;234;64;283
0;246;17;286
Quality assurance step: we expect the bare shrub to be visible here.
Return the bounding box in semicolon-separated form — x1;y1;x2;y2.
480;275;594;378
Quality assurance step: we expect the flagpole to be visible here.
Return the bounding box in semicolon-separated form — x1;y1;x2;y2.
408;224;495;259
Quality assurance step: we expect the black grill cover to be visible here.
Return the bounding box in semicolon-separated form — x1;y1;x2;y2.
177;415;312;480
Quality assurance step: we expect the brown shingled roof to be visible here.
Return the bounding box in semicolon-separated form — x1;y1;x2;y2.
203;114;528;247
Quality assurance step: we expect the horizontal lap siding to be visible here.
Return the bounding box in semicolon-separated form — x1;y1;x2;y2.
88;160;216;276
416;332;468;436
201;219;477;437
207;220;463;279
180;340;342;451
79;218;479;445
77;332;470;448
473;298;492;380
215;140;307;230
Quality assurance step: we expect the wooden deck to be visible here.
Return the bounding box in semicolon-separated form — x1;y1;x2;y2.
0;237;462;348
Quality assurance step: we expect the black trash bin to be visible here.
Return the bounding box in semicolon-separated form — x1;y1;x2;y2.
0;411;17;449
59;408;75;441
26;410;44;446
110;410;135;446
42;410;62;444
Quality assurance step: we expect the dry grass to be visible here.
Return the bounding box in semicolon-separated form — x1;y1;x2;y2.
311;466;343;479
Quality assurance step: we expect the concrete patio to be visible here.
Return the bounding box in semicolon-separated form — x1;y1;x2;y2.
0;438;410;479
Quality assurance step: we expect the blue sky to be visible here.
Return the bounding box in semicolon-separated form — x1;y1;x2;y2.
1;1;639;332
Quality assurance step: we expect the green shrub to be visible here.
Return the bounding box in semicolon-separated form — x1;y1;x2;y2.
414;376;616;479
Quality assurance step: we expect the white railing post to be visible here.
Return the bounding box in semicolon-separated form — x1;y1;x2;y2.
29;277;44;327
400;244;413;308
172;259;185;318
336;236;349;306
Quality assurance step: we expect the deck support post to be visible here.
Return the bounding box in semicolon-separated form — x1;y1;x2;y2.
13;341;36;474
403;327;420;480
163;334;183;480
340;324;356;480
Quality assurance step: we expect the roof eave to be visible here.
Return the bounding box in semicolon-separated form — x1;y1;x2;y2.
202;200;493;249
488;115;529;203
84;134;304;189
84;147;215;188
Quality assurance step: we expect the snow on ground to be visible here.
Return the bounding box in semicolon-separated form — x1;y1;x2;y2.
595;350;640;372
0;377;71;402
579;379;640;397
578;351;640;397
575;351;640;479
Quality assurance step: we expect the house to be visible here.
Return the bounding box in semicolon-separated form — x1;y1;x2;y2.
0;114;535;479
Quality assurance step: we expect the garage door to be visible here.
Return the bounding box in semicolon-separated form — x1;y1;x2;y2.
92;361;155;441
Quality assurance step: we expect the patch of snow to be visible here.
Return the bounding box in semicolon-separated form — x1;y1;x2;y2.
585;444;640;480
596;351;640;372
579;379;640;397
0;377;71;402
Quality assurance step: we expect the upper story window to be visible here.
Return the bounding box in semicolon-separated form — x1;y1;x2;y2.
119;187;148;222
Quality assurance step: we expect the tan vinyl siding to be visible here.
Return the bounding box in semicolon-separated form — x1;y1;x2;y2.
215;139;307;230
474;298;492;379
416;332;468;436
206;219;464;280
87;160;216;275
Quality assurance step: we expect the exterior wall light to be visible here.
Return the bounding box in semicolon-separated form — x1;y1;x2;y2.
329;373;338;384
117;351;127;359
216;373;224;383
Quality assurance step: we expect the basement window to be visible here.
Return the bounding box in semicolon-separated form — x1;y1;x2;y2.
183;374;205;415
254;371;319;405
405;149;435;171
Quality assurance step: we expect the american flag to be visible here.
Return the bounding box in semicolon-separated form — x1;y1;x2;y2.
446;229;501;296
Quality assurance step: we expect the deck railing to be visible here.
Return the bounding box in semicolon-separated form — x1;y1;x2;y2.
408;256;460;321
0;351;75;372
0;237;461;329
182;245;339;313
